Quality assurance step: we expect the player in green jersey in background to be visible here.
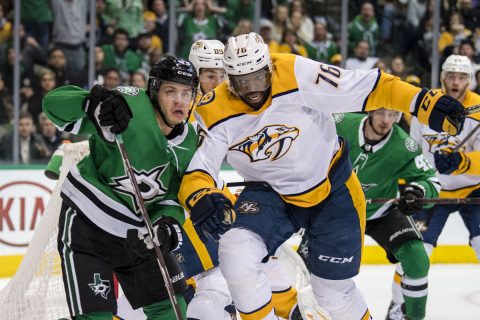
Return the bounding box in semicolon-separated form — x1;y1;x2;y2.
335;109;440;320
42;55;199;320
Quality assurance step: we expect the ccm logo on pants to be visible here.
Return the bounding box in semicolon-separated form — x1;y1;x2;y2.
318;255;354;263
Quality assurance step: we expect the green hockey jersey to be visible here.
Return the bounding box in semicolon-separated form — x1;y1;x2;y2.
43;85;198;237
334;113;439;220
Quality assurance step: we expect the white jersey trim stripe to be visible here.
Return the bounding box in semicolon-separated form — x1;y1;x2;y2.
402;288;428;298
69;167;143;222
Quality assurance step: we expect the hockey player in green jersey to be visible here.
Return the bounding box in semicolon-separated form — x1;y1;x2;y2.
335;109;440;320
42;55;199;320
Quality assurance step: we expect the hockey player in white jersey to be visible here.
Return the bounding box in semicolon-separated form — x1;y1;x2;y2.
187;39;226;123
184;39;235;320
117;40;302;320
179;33;468;320
410;55;480;259
186;39;302;320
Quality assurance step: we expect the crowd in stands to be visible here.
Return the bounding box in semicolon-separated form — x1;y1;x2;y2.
0;0;480;164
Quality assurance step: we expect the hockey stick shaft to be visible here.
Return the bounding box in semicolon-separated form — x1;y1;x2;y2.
464;104;480;116
367;197;480;205
115;134;184;320
225;182;480;205
453;121;480;152
452;104;480;151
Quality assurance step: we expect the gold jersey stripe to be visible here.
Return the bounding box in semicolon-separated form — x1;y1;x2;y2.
281;142;345;207
361;309;372;320
271;287;297;319
196;53;299;130
345;172;367;275
364;71;421;114
182;218;215;271
238;298;274;320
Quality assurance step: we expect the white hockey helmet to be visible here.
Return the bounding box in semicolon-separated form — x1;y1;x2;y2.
223;33;273;109
188;40;225;73
441;54;473;83
223;32;272;76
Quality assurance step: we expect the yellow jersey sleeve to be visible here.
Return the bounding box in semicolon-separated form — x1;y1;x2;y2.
178;121;230;210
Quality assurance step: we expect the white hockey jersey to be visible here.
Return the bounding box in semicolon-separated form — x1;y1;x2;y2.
410;90;480;198
178;53;438;209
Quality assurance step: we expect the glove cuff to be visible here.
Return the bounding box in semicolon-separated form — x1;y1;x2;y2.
407;182;426;197
414;89;464;135
187;188;222;210
413;88;442;128
153;216;182;252
453;152;471;175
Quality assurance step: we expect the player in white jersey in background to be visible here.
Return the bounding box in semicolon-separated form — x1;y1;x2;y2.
188;40;226;123
184;39;235;320
410;55;480;261
178;32;467;320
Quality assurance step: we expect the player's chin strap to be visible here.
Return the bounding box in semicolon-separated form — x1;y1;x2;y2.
276;229;332;320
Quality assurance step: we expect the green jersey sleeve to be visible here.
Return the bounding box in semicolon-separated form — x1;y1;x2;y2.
42;85;97;135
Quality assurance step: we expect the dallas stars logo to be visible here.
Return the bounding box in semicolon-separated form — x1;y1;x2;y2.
110;164;169;212
360;183;377;192
88;273;111;299
352;153;369;173
352;153;377;192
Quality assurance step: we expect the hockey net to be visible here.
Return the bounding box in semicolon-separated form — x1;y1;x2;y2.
0;142;90;320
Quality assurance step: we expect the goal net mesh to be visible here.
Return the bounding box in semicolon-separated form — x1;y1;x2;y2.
0;142;90;320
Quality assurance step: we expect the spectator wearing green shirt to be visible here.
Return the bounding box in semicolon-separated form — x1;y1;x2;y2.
224;0;255;33
101;28;143;81
347;1;379;56
305;21;338;63
102;0;144;39
177;0;221;59
20;0;52;49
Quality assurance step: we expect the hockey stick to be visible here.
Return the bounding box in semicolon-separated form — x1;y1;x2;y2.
225;182;480;205
366;197;480;205
115;134;184;320
453;121;480;152
464;104;480;116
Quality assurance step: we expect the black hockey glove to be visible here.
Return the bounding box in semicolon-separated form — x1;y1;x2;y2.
126;216;181;257
397;183;425;215
434;149;470;175
415;89;466;136
190;192;236;242
85;85;132;143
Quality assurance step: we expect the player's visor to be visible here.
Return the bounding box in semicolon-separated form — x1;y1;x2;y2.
229;67;272;97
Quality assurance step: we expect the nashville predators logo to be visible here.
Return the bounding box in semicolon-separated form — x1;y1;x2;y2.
193;41;204;50
198;91;215;106
229;125;299;162
423;134;461;153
